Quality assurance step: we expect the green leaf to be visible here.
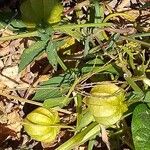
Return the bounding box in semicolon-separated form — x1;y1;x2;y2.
0;12;16;29
132;104;150;150
143;90;150;108
81;57;103;74
37;26;53;40
76;110;94;132
10;19;27;29
144;91;150;103
46;41;58;70
43;96;68;108
124;76;144;95
33;74;73;101
81;57;118;75
19;40;47;72
58;28;82;41
56;122;100;150
88;139;97;150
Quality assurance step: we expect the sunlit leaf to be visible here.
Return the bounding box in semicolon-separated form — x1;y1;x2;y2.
132;104;150;150
56;122;99;150
46;41;58;70
43;96;68;108
19;40;47;72
33;74;74;101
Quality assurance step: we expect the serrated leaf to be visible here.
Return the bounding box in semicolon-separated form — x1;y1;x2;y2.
132;104;150;150
46;41;58;70
19;40;47;72
33;74;73;101
33;85;68;101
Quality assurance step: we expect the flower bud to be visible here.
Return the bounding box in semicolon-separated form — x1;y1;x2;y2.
23;107;60;143
84;83;127;126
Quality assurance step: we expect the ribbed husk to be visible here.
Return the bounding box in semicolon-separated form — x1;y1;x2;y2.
20;0;63;28
84;83;128;126
23;107;60;143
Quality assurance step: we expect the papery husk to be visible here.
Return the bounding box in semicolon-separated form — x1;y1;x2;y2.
23;107;60;143
85;83;128;126
20;0;63;28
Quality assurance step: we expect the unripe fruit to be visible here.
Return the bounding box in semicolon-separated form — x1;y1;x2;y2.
84;83;128;126
20;0;63;28
23;107;60;143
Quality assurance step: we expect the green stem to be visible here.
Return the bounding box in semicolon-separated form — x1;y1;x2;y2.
63;77;81;105
93;0;101;23
57;56;68;71
56;122;99;150
0;23;111;41
80;64;112;83
62;64;113;107
129;32;150;38
76;94;83;128
124;76;144;94
120;36;150;47
103;13;133;23
0;31;38;41
54;23;111;30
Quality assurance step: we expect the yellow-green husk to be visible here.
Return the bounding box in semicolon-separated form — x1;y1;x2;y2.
84;83;128;126
23;107;60;143
20;0;63;28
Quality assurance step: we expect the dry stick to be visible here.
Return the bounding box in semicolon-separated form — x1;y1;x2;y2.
0;91;72;114
0;91;42;106
2;86;66;91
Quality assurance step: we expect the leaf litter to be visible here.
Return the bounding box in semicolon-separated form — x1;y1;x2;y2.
0;0;150;149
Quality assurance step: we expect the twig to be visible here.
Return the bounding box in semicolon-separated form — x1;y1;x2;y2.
0;91;72;114
0;91;42;106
